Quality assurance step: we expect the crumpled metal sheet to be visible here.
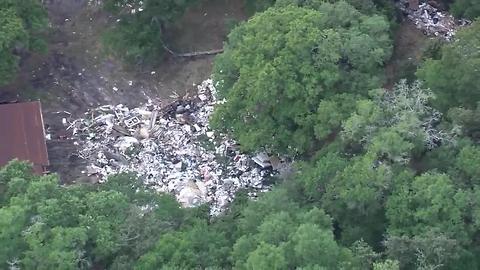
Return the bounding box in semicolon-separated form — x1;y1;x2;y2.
67;79;290;215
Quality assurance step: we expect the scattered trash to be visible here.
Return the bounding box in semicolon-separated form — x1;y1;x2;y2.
252;153;272;169
68;79;290;214
397;0;471;40
124;116;141;128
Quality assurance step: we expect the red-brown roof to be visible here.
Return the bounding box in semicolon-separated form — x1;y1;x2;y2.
0;101;49;174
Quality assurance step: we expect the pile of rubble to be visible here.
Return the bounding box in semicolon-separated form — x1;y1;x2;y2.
64;79;289;214
397;0;470;40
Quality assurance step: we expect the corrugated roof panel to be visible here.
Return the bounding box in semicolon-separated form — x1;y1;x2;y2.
0;101;49;174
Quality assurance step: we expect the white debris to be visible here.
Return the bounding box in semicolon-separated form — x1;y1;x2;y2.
68;79;290;215
86;164;103;176
252;153;272;169
113;136;139;152
136;127;150;139
397;0;471;41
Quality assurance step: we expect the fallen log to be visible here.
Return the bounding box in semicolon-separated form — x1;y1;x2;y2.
162;43;224;57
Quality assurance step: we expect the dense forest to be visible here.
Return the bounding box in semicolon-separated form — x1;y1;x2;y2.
1;0;480;269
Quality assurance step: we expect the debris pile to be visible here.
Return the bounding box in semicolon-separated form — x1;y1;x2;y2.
65;79;288;214
397;0;470;40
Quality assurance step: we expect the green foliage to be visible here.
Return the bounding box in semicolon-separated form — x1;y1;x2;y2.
322;154;391;245
384;232;465;270
417;20;480;111
23;225;88;270
244;242;287;270
247;0;397;19
386;172;469;242
0;162;186;269
373;259;400;270
229;196;360;269
135;221;230;269
103;0;196;64
314;93;358;140
448;102;480;142
0;7;25;85
212;2;392;154
291;223;353;268
451;0;480;20
296;151;348;201
455;144;480;182
342;80;440;159
0;0;47;85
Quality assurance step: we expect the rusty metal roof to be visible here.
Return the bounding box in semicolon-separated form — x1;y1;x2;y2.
0;101;49;174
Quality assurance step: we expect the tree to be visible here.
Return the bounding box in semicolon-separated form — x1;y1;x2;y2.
292;223;354;268
373;259;400;270
0;162;187;269
0;0;47;85
225;190;360;270
417;21;480;111
342;80;447;160
248;0;397;19
0;160;35;205
235;187;300;236
22;225;88;270
321;153;392;245
135;221;230;269
313;93;358;140
448;102;480;142
103;0;196;64
384;232;465;270
212;2;392;154
451;0;480;20
295;151;347;201
245;242;288;270
257;212;296;245
386;172;469;244
0;7;26;85
455;144;480;184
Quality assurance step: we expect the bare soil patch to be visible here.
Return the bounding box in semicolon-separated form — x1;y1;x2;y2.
0;0;247;182
384;20;430;89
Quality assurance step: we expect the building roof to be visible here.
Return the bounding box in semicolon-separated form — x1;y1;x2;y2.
0;101;49;174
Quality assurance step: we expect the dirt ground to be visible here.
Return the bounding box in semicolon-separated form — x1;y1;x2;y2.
384;20;432;89
0;0;246;182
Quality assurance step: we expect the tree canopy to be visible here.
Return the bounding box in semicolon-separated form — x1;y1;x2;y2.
417;20;480;111
211;2;392;154
0;162;187;269
450;0;480;20
0;0;47;85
